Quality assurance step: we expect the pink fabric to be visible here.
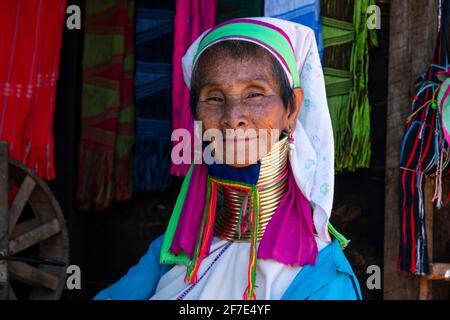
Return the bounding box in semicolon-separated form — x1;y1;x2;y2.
170;163;209;257
169;0;217;177
170;162;318;267
257;162;318;265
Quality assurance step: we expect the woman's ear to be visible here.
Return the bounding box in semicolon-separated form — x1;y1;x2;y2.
287;87;304;131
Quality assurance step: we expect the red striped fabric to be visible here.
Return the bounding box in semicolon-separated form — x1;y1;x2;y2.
0;0;66;179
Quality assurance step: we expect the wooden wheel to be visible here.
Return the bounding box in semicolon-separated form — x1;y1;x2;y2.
0;142;69;300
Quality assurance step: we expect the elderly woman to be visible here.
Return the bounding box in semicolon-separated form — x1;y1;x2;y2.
94;17;361;300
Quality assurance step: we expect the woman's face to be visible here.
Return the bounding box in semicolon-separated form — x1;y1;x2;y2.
194;50;303;167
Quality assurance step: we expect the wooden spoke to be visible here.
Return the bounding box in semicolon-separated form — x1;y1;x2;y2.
8;261;59;291
1;142;69;299
9;219;61;255
9;284;17;300
10;217;41;239
8;175;36;235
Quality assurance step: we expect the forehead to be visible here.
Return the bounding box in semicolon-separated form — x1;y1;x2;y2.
195;48;278;88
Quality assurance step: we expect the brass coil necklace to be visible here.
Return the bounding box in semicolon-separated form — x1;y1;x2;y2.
213;136;289;242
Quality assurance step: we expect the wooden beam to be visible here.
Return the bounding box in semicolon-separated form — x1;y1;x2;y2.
8;175;36;236
419;277;432;300
8;284;17;300
419;262;450;299
384;0;438;299
424;263;450;281
10;218;41;239
9;219;61;255
0;141;9;300
8;260;59;291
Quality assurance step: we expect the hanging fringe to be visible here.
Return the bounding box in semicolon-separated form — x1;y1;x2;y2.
185;177;218;283
183;175;263;300
327;222;350;249
326;94;351;172
322;0;378;173
243;187;259;300
77;140;115;211
22;143;56;181
415;170;425;275
432;89;445;208
398;82;444;275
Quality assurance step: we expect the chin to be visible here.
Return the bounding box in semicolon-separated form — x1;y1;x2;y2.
218;138;271;167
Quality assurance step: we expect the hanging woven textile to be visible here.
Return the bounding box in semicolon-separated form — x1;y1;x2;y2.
0;0;67;180
216;0;263;24
169;0;217;178
133;0;174;192
264;0;323;59
77;0;136;210
399;0;450;275
321;0;378;173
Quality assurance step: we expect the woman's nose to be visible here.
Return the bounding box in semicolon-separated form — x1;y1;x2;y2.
220;98;248;129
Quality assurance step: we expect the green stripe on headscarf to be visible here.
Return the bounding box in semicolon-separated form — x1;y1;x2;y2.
193;22;300;88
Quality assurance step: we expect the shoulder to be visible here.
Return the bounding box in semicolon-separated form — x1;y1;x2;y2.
149;233;165;256
282;240;362;300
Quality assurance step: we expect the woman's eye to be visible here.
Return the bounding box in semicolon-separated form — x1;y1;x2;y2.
206;96;224;102
246;92;264;99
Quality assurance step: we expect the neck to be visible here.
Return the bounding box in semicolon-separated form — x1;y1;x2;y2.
213;136;289;241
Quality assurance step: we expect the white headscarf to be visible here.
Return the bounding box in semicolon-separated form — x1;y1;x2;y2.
181;17;334;242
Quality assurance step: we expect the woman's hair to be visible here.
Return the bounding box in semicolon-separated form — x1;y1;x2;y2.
189;40;295;118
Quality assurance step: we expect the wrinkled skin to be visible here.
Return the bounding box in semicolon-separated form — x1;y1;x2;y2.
194;52;304;167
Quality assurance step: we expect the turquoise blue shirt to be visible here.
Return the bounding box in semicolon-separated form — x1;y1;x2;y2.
93;234;362;300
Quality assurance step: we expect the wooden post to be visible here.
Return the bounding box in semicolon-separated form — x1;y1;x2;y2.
384;0;438;299
0;141;9;299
